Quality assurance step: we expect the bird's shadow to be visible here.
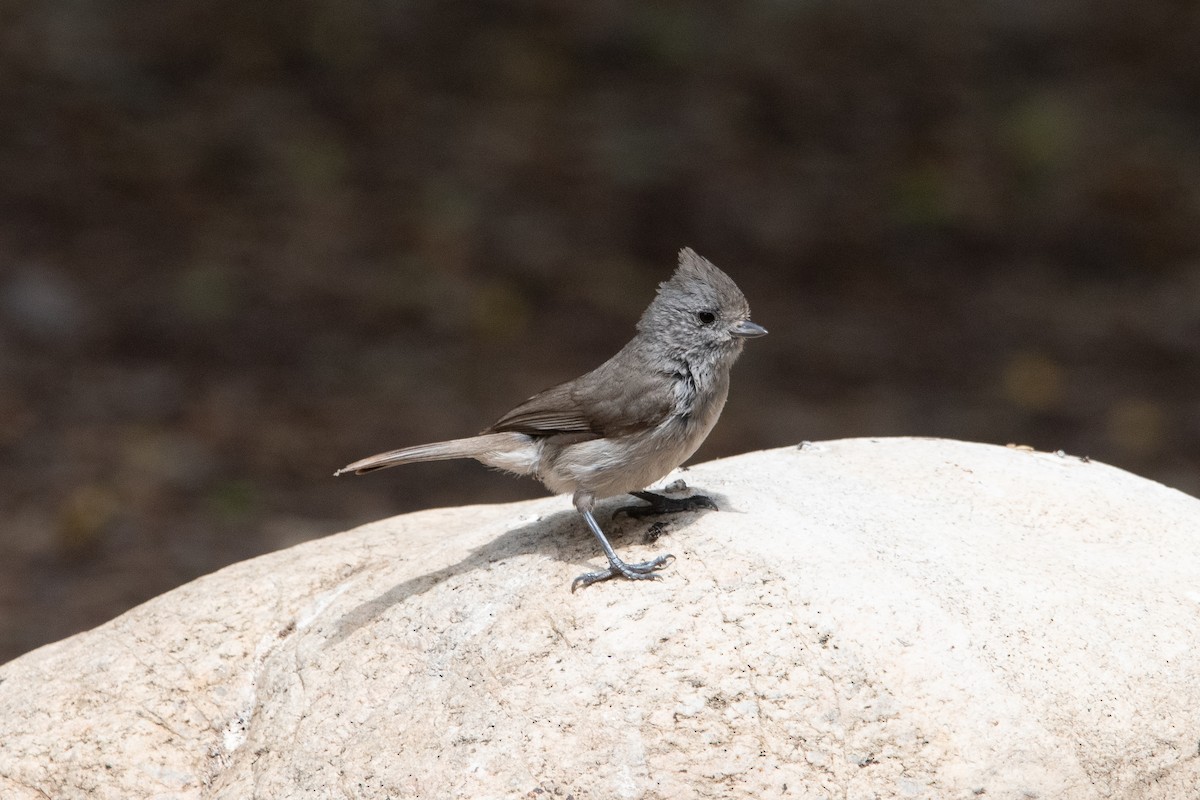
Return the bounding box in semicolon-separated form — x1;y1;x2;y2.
325;489;729;648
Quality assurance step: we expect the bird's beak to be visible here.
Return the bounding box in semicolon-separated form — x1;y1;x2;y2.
731;320;768;338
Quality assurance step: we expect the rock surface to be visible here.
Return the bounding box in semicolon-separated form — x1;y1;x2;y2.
1;438;1198;799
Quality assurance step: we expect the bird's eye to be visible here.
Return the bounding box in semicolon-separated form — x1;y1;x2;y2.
696;310;717;325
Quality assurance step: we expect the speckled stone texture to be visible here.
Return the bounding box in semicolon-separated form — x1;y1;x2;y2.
2;439;1197;799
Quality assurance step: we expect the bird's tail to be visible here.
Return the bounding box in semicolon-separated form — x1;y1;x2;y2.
334;432;532;476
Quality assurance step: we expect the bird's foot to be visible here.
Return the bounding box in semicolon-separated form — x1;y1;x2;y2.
571;553;675;592
614;490;719;519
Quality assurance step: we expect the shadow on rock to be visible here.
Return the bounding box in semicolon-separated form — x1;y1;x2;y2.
325;490;727;647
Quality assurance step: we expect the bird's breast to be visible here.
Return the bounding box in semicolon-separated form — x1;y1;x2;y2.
531;352;736;499
668;355;730;428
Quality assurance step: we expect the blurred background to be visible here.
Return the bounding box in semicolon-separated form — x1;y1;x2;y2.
2;1;1199;663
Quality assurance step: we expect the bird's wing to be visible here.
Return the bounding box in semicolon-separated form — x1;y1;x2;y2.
486;383;597;436
485;363;674;438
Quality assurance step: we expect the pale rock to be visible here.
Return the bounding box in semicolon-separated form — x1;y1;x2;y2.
1;438;1197;799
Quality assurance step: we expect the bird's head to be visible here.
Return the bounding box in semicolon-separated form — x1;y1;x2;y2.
637;248;767;359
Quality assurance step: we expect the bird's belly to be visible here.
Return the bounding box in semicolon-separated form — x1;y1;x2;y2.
538;415;711;499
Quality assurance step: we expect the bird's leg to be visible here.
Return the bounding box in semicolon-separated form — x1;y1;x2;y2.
613;489;719;519
571;507;674;591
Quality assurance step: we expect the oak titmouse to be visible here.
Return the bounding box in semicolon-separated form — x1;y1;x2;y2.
336;248;766;589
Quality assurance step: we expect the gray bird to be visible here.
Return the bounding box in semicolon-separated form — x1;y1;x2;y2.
336;248;766;589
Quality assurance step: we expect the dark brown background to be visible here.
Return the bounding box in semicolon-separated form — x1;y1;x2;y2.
3;1;1198;663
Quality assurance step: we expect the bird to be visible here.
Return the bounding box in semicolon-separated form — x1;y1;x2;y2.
336;248;766;589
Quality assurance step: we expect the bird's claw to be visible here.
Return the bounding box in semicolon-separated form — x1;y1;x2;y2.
614;491;719;519
571;553;675;592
